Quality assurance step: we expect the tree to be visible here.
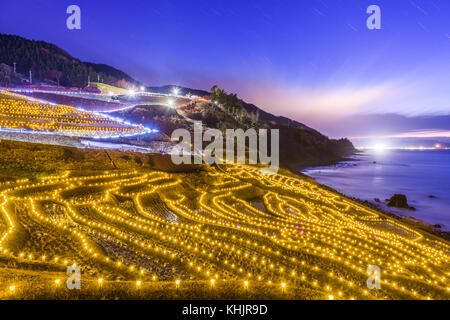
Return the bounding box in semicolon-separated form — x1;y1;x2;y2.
47;69;62;85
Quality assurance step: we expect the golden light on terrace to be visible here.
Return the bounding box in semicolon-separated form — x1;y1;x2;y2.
0;90;145;138
0;164;448;300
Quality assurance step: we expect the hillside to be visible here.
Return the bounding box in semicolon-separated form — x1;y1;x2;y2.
0;33;140;88
116;85;356;168
0;33;356;168
0;139;448;300
144;85;317;130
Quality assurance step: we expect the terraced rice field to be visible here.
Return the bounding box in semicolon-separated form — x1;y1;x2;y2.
0;90;145;138
0;165;448;299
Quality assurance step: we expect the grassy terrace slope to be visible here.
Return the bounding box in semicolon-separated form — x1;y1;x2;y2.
0;140;448;300
89;82;128;95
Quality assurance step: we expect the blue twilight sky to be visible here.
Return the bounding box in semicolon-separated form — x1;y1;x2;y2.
0;0;449;144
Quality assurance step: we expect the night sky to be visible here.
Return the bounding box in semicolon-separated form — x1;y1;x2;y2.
1;0;449;145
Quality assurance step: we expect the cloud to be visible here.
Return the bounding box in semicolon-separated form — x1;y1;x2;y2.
213;73;448;135
321;113;450;139
349;130;450;140
235;80;408;125
147;66;449;141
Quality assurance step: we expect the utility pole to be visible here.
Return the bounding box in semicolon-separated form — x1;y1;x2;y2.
29;70;32;84
13;62;16;73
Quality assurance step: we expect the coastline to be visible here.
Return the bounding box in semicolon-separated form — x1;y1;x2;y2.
319;180;450;241
298;153;450;241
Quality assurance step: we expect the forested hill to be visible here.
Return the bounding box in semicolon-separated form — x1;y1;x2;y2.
0;33;139;87
0;33;356;167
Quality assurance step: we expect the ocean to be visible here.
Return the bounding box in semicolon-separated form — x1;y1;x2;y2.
302;149;450;230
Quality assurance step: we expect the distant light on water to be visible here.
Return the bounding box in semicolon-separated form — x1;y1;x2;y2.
358;145;449;151
366;143;388;153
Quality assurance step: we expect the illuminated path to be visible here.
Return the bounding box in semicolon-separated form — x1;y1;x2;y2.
0;90;157;138
0;165;448;299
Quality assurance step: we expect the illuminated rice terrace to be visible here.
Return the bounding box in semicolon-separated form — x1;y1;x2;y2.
0;90;154;138
0;164;448;299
